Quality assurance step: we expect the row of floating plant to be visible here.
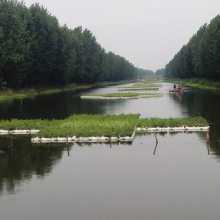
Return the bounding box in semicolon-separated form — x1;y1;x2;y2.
81;93;164;100
130;82;162;87
118;86;159;90
81;81;164;100
0;114;209;143
118;88;159;91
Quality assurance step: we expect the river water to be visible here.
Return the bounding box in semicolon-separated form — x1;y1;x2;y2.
0;83;220;220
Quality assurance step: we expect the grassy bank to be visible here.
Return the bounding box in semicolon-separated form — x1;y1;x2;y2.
38;81;134;95
167;78;220;90
0;89;37;102
0;114;209;138
0;85;85;102
0;80;134;102
38;84;91;95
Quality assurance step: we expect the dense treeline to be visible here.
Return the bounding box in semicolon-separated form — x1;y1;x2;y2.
0;0;138;89
165;15;220;80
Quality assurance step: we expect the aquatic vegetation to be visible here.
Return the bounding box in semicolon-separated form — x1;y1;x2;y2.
81;92;164;99
131;82;162;88
0;114;139;137
0;119;49;130
118;90;159;94
136;116;208;128
95;92;141;97
118;82;161;90
97;92;162;97
118;88;159;91
0;115;209;139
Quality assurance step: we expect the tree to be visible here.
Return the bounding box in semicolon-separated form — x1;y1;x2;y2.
0;0;142;89
165;15;220;81
0;0;32;88
28;3;59;86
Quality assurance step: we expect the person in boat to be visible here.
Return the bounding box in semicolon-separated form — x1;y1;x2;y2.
169;84;176;92
170;83;183;92
177;82;183;91
172;84;177;92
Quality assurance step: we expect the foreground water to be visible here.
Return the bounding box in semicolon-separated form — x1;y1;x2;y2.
0;83;220;220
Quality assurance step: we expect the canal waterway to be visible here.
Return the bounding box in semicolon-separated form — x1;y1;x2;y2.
0;82;220;220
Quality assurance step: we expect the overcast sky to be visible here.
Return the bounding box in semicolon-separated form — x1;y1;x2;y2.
23;0;220;71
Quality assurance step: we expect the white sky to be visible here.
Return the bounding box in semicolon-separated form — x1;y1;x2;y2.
22;0;220;71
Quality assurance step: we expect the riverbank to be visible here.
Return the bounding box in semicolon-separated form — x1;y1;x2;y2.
167;78;220;90
0;80;133;102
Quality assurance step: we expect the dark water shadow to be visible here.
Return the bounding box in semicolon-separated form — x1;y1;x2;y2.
169;87;220;158
0;136;70;196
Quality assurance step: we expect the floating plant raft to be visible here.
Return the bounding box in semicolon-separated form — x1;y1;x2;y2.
118;90;159;94
136;126;209;133
81;92;164;100
131;83;162;88
118;87;159;91
118;88;159;91
0;129;39;135
0;115;209;143
31;132;136;143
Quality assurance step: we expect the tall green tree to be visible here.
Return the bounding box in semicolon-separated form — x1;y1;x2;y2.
0;0;32;88
28;3;59;86
0;0;145;89
165;15;220;81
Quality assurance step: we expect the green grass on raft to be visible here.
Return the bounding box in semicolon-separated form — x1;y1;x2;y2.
118;88;159;91
0;115;209;138
136;117;208;128
86;92;161;97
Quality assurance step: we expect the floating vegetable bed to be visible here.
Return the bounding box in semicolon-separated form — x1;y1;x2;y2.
0;115;209;143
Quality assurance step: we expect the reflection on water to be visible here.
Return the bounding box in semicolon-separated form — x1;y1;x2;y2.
169;88;220;158
0;132;212;196
1;83;220;219
1;134;220;220
0;137;69;196
0;83;185;119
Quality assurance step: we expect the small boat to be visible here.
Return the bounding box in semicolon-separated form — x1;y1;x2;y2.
169;84;183;93
169;88;183;93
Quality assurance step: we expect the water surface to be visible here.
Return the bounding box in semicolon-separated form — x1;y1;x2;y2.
0;82;220;220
